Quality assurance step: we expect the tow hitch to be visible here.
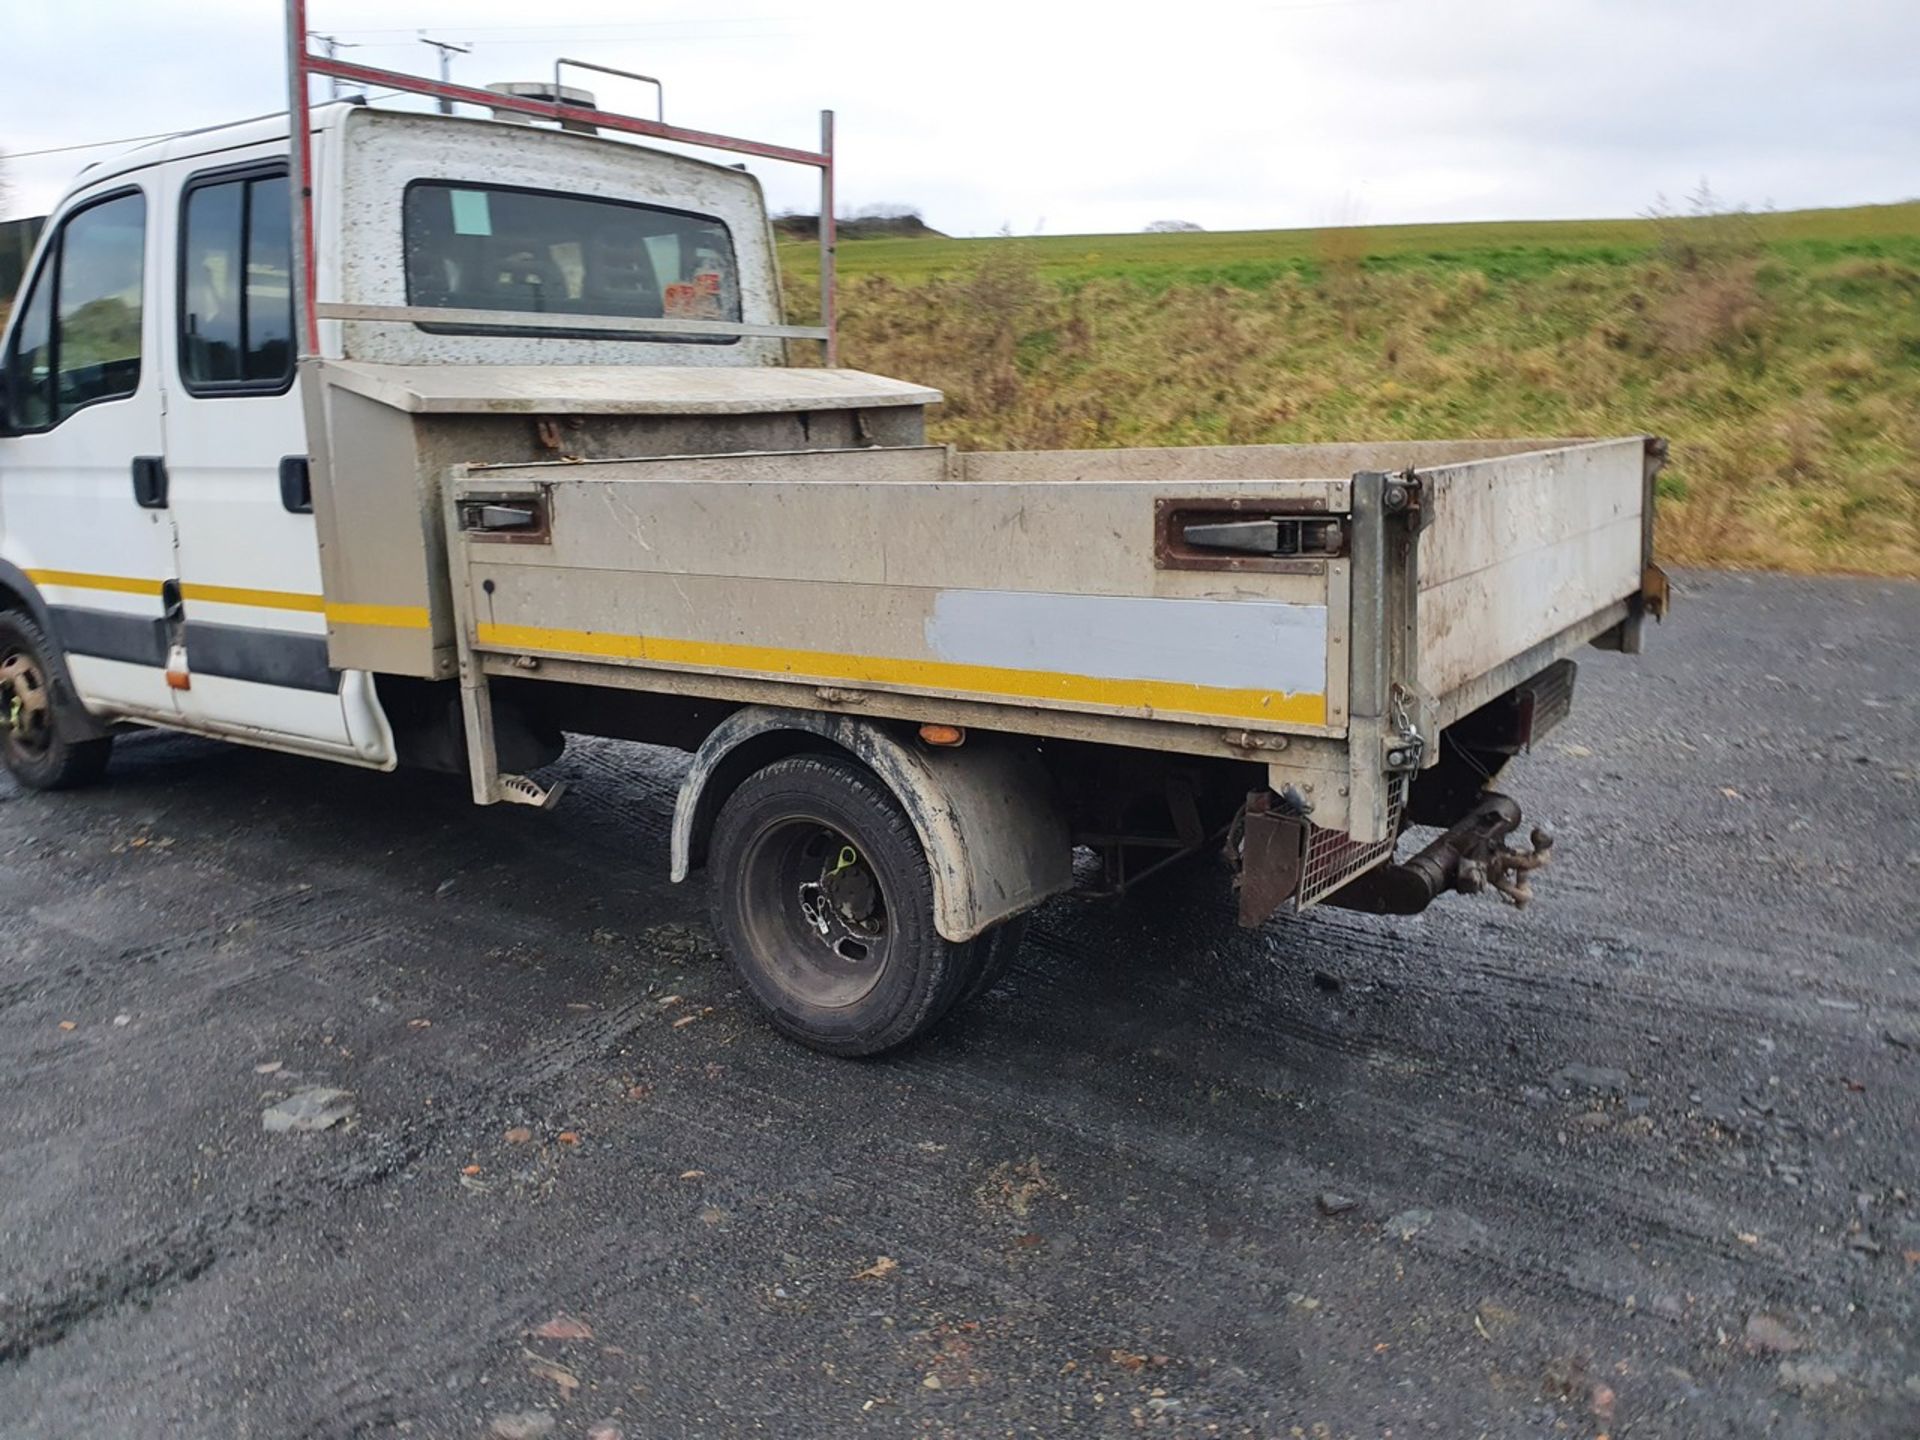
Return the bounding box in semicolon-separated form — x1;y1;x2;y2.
1325;793;1554;916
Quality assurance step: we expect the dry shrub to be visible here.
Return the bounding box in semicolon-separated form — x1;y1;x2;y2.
1651;256;1766;359
1315;214;1372;342
833;247;1119;451
1648;181;1762;270
1641;184;1771;361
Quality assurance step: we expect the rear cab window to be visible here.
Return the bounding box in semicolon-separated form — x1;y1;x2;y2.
178;167;295;393
401;181;741;341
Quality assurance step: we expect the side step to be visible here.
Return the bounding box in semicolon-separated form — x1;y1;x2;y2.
493;773;567;809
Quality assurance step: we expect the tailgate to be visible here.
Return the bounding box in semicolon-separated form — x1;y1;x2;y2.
1412;437;1656;717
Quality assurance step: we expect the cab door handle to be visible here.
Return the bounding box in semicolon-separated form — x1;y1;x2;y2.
132;456;168;509
279;456;312;514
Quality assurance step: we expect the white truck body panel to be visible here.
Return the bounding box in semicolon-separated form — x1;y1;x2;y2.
315;360;940;415
154;137;376;758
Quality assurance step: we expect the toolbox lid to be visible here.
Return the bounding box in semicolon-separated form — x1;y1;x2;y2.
316;361;942;416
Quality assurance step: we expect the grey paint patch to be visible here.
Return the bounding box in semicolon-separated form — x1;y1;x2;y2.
926;590;1327;696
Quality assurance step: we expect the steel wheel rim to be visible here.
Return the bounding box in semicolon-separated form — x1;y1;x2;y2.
738;815;892;1009
0;649;52;761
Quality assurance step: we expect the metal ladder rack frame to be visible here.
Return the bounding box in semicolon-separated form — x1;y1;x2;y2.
280;0;838;365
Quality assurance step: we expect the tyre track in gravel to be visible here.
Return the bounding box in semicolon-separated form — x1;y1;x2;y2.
0;958;676;1367
904;1002;1828;1319
958;890;1908;1332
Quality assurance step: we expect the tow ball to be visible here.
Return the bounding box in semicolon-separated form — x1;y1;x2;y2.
1327;793;1554;916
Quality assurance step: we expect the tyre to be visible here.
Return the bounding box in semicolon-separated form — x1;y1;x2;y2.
709;753;975;1057
0;611;112;792
955;913;1032;1008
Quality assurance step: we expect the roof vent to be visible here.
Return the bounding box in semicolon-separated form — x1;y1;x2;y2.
485;82;598;134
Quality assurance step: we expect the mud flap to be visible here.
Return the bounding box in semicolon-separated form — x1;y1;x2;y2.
1235;793;1308;927
671;706;1073;943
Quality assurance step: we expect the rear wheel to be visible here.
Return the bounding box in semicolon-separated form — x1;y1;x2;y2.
710;753;972;1057
0;612;111;792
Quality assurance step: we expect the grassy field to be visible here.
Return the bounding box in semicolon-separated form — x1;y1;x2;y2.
785;202;1920;576
793;203;1920;287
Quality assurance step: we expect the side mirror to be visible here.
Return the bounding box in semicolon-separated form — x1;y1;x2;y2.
0;371;14;438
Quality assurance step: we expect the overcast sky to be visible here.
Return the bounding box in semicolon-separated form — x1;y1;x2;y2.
3;0;1916;235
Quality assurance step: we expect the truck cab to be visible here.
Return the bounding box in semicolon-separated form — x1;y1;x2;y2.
0;103;799;768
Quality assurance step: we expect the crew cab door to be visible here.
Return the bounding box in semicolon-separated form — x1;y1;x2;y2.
160;150;378;759
0;178;180;721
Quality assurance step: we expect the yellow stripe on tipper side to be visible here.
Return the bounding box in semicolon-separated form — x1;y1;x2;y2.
24;568;162;598
476;621;1327;726
325;601;433;631
178;582;326;614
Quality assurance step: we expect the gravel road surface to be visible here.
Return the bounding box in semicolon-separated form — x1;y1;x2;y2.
1;570;1916;1438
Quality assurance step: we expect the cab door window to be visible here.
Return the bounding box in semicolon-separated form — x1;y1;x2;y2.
2;190;146;431
179;169;294;393
3;266;53;429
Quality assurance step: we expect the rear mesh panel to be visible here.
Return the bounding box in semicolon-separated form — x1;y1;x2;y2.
1297;772;1408;909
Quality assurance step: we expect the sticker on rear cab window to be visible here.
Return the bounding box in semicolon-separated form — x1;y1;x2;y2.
449;190;493;236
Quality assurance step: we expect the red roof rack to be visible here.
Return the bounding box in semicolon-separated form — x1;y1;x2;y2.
282;0;838;364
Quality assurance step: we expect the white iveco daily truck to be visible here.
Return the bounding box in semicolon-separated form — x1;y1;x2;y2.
0;34;1666;1055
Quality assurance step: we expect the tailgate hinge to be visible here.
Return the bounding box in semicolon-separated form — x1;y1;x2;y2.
1641;562;1671;620
1382;472;1432;531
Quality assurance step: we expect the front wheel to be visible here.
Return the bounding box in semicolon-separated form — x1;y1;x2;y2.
0;612;112;792
709;753;974;1057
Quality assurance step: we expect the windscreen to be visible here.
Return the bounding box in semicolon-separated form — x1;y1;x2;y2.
402;181;741;339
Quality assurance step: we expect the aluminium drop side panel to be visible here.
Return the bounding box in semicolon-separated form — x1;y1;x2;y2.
453;450;1347;737
1413;437;1647;707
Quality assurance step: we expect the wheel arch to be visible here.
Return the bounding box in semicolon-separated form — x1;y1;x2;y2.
0;560;55;634
0;562;111;740
671;706;1072;943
